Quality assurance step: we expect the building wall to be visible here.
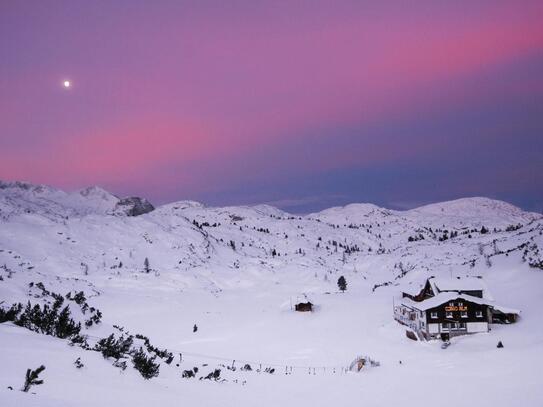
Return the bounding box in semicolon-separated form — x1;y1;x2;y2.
466;322;488;333
426;321;488;337
395;298;492;339
425;298;489;325
394;305;418;331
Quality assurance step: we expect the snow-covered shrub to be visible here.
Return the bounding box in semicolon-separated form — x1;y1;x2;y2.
202;369;221;381
70;333;90;349
22;365;45;392
182;368;197;378
74;358;84;369
113;360;127;371
0;303;22;323
95;334;133;360
84;309;102;327
134;333;173;360
68;291;86;305
9;301;82;339
132;347;160;379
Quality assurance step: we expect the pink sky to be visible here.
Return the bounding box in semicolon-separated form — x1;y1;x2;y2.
1;1;543;211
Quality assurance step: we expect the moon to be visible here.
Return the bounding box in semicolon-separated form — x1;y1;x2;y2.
63;80;71;88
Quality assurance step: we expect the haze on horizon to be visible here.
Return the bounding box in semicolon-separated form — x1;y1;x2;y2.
1;1;543;213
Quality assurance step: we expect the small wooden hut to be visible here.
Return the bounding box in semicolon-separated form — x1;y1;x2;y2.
294;301;313;312
292;294;314;312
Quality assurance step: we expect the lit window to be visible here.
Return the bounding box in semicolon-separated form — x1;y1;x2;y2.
461;311;468;318
458;302;464;307
430;312;438;319
449;302;454;307
476;311;483;318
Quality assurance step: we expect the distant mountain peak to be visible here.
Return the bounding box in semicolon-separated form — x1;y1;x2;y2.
0;180;58;195
78;186;118;200
408;196;532;217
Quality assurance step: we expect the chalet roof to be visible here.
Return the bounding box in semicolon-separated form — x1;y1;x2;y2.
429;277;493;300
401;283;425;296
491;304;521;315
399;292;520;314
400;276;491;298
430;277;486;292
400;292;479;311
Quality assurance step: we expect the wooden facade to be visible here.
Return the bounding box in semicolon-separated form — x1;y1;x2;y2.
394;277;519;341
295;302;313;312
424;298;491;340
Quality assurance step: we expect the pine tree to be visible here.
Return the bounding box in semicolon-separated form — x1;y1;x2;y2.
144;258;151;273
29;304;43;331
132;347;160;379
337;276;347;292
42;304;57;335
0;303;22;323
55;306;81;338
22;365;45;392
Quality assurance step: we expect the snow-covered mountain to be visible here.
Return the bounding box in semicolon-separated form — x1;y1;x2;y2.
1;181;540;282
1;181;542;407
405;197;540;228
0;181;154;220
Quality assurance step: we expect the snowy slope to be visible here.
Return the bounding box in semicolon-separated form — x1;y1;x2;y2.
1;182;542;406
405;197;541;228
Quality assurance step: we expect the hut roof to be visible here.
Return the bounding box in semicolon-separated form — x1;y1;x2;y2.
399;292;520;314
491;303;521;315
293;293;313;304
430;277;488;293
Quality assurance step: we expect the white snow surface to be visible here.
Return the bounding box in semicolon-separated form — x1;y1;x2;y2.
1;182;543;406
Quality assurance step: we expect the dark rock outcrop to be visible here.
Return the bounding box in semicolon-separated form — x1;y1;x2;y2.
114;197;155;217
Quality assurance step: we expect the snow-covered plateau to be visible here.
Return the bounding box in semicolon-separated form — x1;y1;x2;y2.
1;180;542;406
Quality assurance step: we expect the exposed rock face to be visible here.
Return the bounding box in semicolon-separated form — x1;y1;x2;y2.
114;197;155;216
